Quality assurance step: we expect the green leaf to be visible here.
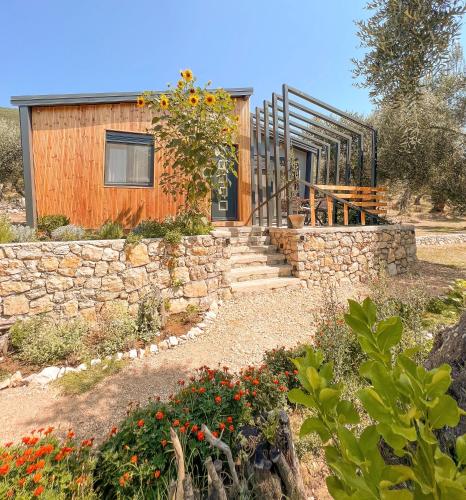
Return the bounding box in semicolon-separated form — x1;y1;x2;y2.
426;365;452;398
376;316;402;351
391;424;417;441
377;423;408;453
438;478;466;500
319;388;341;411
358;388;391;422
380;464;416;487
429;394;461;429
362;297;377;326
326;475;353;500
380;490;413;500
320;361;334;382
336;400;360;424
287;388;317;409
306;366;321;391
338;427;365;464
456;434;466;465
359;425;380;456
300;417;331;442
348;299;369;324
344;314;373;339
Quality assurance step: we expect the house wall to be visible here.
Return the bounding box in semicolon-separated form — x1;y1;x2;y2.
30;98;251;228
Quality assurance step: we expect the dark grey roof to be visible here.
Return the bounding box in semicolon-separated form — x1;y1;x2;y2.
11;88;254;107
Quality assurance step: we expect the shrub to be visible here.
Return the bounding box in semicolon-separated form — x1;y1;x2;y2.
163;228;182;246
181;303;200;324
96;220;124;240
131;219;166;239
290;298;466;499
263;345;306;389
0;118;23;194
85;305;137;357
11;225;37;242
50;224;85;241
95;365;291;497
136;293;162;343
0;214;14;243
37;214;70;236
10;317;88;366
0;429;96;498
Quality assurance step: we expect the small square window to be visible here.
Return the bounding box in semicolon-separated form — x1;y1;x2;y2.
104;131;154;187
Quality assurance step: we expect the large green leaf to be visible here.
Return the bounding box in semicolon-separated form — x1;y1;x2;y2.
300;417;331;442
438;478;466;500
359;425;380;456
380;490;413;500
306;366;321;391
426;365;452;398
287;388;317;409
319;387;341;411
380;464;416;488
429;394;461;429
377;423;408;453
456;434;466;466
338;427;365;465
376;317;402;352
337;400;361;425
358;388;391;423
348;299;369;324
362;297;377;326
344;313;373;339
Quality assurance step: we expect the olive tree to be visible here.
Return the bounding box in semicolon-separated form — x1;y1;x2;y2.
0;118;23;195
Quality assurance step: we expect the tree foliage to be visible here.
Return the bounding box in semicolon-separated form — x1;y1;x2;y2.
0;117;23;194
353;0;466;103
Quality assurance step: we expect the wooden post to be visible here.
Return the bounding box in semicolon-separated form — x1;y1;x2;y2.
327;196;334;226
310;187;316;226
343;203;349;225
361;211;366;225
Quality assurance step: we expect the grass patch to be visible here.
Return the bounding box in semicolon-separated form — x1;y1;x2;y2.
417;244;466;269
55;360;126;396
0;368;11;382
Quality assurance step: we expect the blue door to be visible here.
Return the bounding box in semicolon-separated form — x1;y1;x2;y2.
211;156;238;221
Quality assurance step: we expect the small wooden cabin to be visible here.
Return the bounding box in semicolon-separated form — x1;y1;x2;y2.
11;89;253;228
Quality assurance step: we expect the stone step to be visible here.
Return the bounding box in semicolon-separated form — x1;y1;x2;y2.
230;245;278;255
227;264;293;282
230;253;286;268
231;277;302;295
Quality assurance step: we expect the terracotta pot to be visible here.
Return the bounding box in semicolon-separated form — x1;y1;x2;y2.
288;214;305;229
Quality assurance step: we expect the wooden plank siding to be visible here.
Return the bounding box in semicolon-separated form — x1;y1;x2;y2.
31;98;251;228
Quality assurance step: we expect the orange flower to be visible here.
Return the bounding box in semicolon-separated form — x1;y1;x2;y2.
180;69;193;82
154;469;161;479
233;393;241;401
6;490;13;498
161;439;167;448
21;436;31;445
179;426;186;433
205;94;216;106
81;439;94;447
218;422;225;431
137;419;144;428
44;427;54;436
252;390;257;397
76;475;86;485
18;478;26;487
196;431;205;441
214;395;222;404
136;96;145;108
110;427;118;436
198;387;206;394
155;411;164;420
54;453;64;462
33;472;42;483
0;464;10;475
67;430;75;439
212;431;219;438
229;425;234;431
33;485;44;496
35;460;45;470
188;94;199;106
252;379;259;385
226;416;233;423
119;472;130;487
191;425;199;433
26;464;36;474
130;455;138;464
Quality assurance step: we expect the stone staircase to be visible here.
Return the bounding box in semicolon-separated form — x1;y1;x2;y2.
216;227;301;295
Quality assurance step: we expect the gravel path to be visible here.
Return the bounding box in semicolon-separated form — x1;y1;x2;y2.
0;286;348;443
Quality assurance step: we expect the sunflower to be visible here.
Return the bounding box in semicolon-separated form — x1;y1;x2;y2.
205;94;216;106
189;94;199;106
181;69;193;82
159;95;169;110
136;96;145;108
177;80;184;89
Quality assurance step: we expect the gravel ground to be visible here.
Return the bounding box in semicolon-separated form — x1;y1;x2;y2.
0;286;351;444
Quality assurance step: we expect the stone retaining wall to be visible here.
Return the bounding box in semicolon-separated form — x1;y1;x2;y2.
0;235;231;324
416;233;466;246
269;224;416;287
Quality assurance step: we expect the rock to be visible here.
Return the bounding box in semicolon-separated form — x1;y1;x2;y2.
38;366;61;382
8;371;23;387
64;367;77;374
138;349;145;359
101;275;124;293
116;352;124;360
0;280;31;296
197;322;206;330
209;301;219;313
0;377;10;390
129;349;138;359
45;275;73;292
123;268;148;292
168;336;179;347
149;344;159;353
90;358;101;366
76;363;87;372
159;340;170;350
0;333;9;355
425;312;466;452
204;311;217;321
125;243;150;267
3;295;29;316
29;296;54;315
94;261;109;277
82;245;104;261
38;256;60;272
184;280;208;298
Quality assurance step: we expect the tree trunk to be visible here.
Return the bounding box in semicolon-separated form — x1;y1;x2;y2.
252;468;283;500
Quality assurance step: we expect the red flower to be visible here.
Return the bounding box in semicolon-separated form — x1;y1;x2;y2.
137;419;144;428
67;430;75;439
33;486;44;497
4;442;12;448
154;469;161;479
293;370;298;375
33;472;42;483
35;460;45;470
21;436;31;445
155;411;164;420
212;431;219;438
179;426;186;433
16;457;26;467
0;464;10;475
218;422;225;430
273;379;279;385
130;455;138;464
191;425;199;433
197;431;205;441
173;419;180;427
161;439;167;448
178;379;185;386
76;475;86;485
198;387;206;394
81;439;94;447
229;425;234;431
214;396;222;404
110;427;118;436
226;416;233;423
54;453;64;462
252;379;259;385
252;390;257;397
26;464;36;474
18;478;26;487
44;427;54;436
233;393;241;401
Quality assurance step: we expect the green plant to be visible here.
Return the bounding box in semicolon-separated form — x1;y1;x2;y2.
50;224;85;241
181;304;200;324
263;345;306;390
0;214;14;243
0;429;96;498
10;317;88;366
85;305;137;358
56;360;126;396
11;224;37;242
136;293;162;343
97;220;124;240
37;214;70;236
144;69;238;214
290;298;466;499
163;228;182;246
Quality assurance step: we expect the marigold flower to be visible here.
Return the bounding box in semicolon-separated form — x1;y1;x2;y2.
181;69;193;82
136;96;145;108
155;411;164;420
191;424;199;433
233;393;241;401
154;469;161;479
198;387;206;394
160;95;169;110
119;472;131;487
229;425;234;432
218;422;225;430
4;442;12;448
137;419;144;428
273;379;279;385
214;396;222;404
189;94;199;106
173;419;180;427
33;472;42;483
16;457;26;467
18;478;26;487
76;475;86;485
6;490;13;498
252;379;260;386
212;431;219;438
0;464;10;475
22;436;31;445
205;94;216;106
161;439;167;448
130;455;138;464
54;453;64;462
81;439;94;447
196;431;205;441
44;427;54;436
33;486;44;497
26;464;36;474
226;416;233;423
35;460;45;470
110;427;118;436
179;426;186;433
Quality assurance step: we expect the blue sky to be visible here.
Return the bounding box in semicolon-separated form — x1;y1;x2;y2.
1;0;465;114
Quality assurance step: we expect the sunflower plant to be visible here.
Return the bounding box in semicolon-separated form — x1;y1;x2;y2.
141;69;238;215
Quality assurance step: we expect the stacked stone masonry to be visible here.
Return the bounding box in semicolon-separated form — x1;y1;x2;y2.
0;235;232;324
416;233;466;246
269;225;416;287
0;225;416;323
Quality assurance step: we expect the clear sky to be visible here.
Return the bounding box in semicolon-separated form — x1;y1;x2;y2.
1;0;465;114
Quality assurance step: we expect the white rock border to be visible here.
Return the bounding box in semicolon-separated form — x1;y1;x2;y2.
0;301;221;389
